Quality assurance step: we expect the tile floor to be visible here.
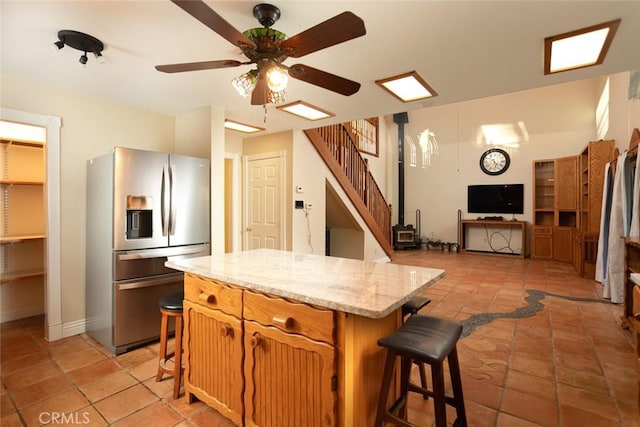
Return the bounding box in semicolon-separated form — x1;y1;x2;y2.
1;251;638;426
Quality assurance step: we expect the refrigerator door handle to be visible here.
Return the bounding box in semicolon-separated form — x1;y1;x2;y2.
116;273;183;291
169;164;177;236
161;164;170;236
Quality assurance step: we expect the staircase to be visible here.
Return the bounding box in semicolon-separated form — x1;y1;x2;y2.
304;123;394;258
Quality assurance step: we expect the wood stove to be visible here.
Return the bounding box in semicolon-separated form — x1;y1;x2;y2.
393;224;418;249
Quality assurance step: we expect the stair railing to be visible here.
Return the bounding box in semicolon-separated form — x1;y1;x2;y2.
304;123;393;256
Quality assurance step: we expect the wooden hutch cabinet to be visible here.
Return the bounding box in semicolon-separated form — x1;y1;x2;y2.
532;140;615;272
532;156;577;261
574;140;616;277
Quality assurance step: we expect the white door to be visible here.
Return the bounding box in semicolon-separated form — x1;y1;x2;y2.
244;152;285;250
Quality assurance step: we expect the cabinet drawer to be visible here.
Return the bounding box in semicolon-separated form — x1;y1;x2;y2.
533;226;552;235
184;273;243;318
243;290;335;344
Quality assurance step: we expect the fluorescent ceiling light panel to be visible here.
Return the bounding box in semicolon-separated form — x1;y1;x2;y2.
224;119;264;133
276;101;334;121
544;19;620;74
375;71;437;102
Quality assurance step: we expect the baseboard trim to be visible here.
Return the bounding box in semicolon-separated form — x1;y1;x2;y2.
61;318;87;338
0;307;44;324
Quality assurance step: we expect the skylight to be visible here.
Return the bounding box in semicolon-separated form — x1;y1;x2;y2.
276;101;334;121
224;119;264;133
375;71;437;102
544;19;620;74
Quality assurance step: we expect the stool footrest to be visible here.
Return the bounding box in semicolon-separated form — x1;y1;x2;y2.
383;395;415;427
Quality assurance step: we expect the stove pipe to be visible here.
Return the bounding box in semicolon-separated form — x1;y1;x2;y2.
393;112;409;226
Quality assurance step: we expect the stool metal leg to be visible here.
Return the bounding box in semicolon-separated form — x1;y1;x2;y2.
447;347;467;427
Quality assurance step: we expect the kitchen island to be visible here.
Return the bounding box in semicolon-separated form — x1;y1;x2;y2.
166;249;445;426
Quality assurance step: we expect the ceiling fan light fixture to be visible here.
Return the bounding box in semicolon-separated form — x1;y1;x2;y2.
267;89;287;104
232;70;258;97
276;100;334;121
265;65;289;92
375;71;437;102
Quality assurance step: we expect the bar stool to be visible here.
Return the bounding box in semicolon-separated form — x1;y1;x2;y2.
155;291;184;399
401;296;431;400
375;315;467;427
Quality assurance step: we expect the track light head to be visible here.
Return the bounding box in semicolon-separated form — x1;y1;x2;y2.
94;51;106;64
49;40;65;54
79;53;88;66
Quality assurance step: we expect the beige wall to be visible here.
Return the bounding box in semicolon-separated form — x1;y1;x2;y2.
1;75;174;328
175;107;211;159
389;78;603;244
601;71;640;149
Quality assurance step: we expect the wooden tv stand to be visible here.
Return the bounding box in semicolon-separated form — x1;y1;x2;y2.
459;219;528;258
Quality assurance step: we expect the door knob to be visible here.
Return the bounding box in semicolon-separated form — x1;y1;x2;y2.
246;227;252;232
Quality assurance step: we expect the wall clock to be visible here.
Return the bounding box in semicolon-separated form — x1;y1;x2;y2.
480;148;510;175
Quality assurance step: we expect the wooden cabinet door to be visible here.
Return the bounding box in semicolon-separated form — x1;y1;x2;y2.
244;320;337;427
553;227;573;263
555;156;578;211
183;300;244;426
532;227;552;258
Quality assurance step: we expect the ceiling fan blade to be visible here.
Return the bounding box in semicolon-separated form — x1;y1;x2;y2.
251;75;268;105
280;12;366;58
288;64;360;96
171;0;256;49
155;59;243;73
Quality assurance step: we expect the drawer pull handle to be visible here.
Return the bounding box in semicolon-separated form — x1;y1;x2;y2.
220;324;232;337
250;334;262;349
198;293;216;304
634;312;640;321
272;315;294;329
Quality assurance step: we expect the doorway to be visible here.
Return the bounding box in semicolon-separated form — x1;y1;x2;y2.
242;151;286;250
0;109;62;341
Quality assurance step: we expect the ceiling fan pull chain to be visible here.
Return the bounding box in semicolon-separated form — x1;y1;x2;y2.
263;104;268;123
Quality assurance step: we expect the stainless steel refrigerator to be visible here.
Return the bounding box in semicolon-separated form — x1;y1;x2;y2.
86;147;210;354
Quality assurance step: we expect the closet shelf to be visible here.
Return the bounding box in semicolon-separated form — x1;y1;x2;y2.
0;180;44;186
0;269;46;284
0;139;44;148
0;234;46;244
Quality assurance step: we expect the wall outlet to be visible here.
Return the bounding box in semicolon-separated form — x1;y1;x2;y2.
306;203;313;210
295;200;304;209
296;186;304;193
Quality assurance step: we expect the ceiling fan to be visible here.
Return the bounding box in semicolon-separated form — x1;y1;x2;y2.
155;0;366;105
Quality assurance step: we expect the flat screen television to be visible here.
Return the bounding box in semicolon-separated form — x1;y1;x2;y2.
467;184;524;214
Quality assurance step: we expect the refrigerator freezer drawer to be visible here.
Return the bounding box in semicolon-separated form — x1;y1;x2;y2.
113;275;183;353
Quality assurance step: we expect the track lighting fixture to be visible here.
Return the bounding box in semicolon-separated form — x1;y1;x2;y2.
51;30;105;66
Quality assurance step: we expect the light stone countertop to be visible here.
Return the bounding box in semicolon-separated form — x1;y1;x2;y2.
166;249;445;319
